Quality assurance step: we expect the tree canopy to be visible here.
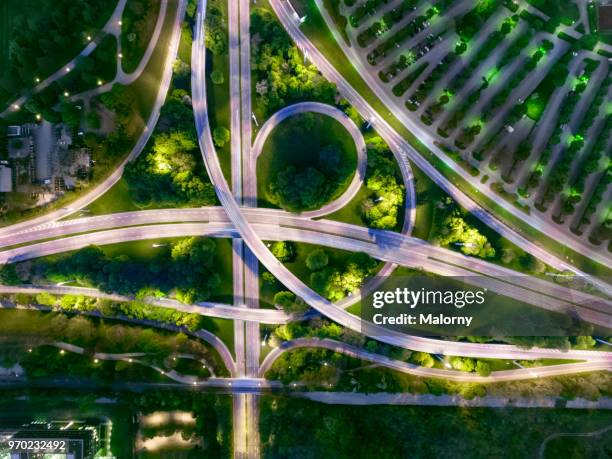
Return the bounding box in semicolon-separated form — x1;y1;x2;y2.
251;8;337;116
35;237;222;303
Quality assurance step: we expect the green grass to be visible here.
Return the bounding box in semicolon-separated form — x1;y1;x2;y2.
345;266;584;336
290;0;612;279
204;0;232;187
85;178;142;215
121;0;162;73
131;0;179;120
322;183;370;226
322;0;351;45
256;112;358;209
206;50;232;187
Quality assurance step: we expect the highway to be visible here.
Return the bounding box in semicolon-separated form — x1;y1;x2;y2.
0;0;607;432
272;0;612;282
187;0;612;366
24;224;609;362
1;208;609;326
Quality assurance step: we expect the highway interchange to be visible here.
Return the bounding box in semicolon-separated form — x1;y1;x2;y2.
0;0;611;457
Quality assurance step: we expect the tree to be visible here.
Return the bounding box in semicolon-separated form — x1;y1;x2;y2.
451;356;476;372
212;126;230;148
475;360;491;376
306;249;329;271
60;101;81;128
273;291;308;314
270;241;296;262
434;211;495;259
0;264;20;285
173;59;191;78
410;351;434;368
211;70;225;85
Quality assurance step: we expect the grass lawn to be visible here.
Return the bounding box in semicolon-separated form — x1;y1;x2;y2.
121;0;162;73
206;49;232;188
84;178;142;216
346;265;584;336
321;183;370;227
289;0;612;279
256;112;358;209
322;0;350;45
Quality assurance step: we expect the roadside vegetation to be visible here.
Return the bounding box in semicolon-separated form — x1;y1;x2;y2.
13;237;233;304
251;7;337;120
0;308;229;378
121;0;162;73
0;0;117;106
262;241;379;311
205;0;232;185
261;395;612;457
123;88;217;208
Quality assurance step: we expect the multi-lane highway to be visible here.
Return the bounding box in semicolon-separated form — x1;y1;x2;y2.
0;0;608;432
1;208;609;327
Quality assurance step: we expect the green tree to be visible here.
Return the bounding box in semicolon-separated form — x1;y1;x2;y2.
475;360;491;376
0;264;20;285
273;291;308;314
211;70;225;85
212;126;230;148
270;241;296;262
410;351;434;368
305;249;329;271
